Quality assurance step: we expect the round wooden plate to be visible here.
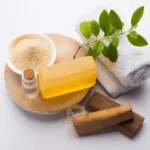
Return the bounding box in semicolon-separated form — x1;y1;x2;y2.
5;34;89;114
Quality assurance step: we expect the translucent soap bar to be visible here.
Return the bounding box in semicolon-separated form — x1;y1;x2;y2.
38;56;97;99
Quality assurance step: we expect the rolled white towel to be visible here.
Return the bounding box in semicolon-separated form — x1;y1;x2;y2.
97;47;150;97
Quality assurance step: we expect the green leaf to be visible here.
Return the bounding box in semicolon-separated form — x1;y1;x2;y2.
112;37;119;47
80;21;92;39
129;31;137;39
105;25;115;36
107;43;118;62
99;10;116;36
99;10;110;34
92;40;105;58
95;41;105;55
127;33;148;46
86;47;93;56
131;6;144;26
93;40;100;50
115;29;121;34
102;45;108;57
91;20;100;36
109;10;123;29
86;47;97;59
86;41;105;59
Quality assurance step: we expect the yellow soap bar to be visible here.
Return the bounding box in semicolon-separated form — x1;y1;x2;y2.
38;56;97;99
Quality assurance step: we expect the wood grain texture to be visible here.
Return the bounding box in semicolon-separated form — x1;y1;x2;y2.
72;104;133;136
86;92;145;138
5;34;89;114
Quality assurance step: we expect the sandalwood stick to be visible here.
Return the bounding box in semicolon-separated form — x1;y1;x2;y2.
86;92;145;138
72;104;133;136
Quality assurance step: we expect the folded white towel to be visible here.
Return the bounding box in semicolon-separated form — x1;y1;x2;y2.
76;8;150;97
96;47;150;97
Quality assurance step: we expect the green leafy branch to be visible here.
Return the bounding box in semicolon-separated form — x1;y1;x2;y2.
73;6;148;62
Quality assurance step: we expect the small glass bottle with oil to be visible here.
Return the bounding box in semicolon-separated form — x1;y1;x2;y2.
21;69;39;99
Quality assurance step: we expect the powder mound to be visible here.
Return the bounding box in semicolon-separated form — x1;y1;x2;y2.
10;38;52;71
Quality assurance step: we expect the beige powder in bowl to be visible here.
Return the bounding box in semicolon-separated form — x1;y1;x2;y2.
10;37;52;71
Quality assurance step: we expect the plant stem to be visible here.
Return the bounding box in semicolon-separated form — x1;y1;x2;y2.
73;46;81;59
73;26;137;59
73;41;96;59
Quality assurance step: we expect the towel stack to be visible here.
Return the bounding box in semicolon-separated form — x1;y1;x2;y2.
96;47;150;97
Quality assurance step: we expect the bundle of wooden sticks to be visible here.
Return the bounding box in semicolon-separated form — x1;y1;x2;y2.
72;92;144;138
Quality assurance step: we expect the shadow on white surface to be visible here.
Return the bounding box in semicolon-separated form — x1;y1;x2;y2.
119;84;147;99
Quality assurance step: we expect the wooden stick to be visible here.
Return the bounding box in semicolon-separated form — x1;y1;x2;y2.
86;92;145;138
72;104;133;136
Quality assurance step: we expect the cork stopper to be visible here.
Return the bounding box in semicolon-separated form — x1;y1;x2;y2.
23;69;35;80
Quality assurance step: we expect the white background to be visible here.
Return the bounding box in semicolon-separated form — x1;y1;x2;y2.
0;0;150;150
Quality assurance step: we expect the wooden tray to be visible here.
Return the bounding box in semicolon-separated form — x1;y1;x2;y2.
5;34;89;114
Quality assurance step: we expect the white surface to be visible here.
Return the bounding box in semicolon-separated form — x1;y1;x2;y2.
0;0;150;150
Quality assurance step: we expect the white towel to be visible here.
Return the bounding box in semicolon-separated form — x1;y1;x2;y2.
76;7;150;97
96;47;150;97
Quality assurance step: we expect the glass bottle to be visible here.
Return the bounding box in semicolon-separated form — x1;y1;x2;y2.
21;69;39;99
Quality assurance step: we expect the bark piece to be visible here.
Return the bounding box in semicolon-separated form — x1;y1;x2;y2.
72;104;133;136
86;92;145;138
